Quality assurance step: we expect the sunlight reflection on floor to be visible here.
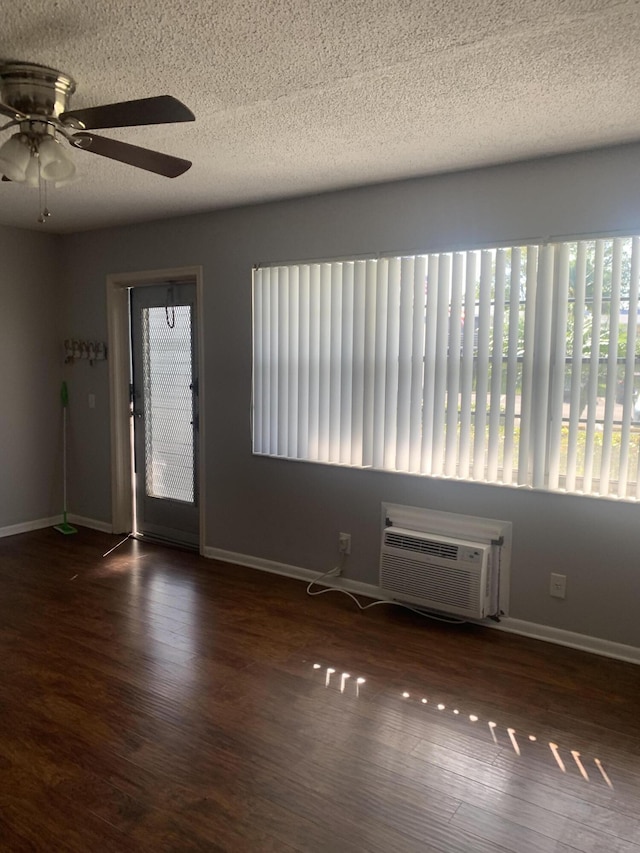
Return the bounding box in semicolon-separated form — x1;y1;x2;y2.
308;661;616;791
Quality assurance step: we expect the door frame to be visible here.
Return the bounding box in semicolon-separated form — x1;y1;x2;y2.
106;266;205;552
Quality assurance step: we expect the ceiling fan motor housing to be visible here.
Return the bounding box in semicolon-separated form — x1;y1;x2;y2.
0;62;76;119
0;62;194;181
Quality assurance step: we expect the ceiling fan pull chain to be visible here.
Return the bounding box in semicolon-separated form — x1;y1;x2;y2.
42;165;51;222
165;286;175;329
37;155;45;224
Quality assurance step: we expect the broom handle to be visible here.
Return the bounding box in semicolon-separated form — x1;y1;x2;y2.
62;406;67;519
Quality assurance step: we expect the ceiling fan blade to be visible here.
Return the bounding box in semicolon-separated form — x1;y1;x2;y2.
72;132;191;178
61;95;194;130
0;101;28;121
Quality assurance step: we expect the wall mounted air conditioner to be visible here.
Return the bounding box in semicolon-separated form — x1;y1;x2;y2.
379;527;493;619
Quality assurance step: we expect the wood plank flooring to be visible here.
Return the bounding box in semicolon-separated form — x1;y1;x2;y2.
0;527;639;852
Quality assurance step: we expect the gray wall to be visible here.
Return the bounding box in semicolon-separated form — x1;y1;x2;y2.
60;143;640;647
0;225;62;527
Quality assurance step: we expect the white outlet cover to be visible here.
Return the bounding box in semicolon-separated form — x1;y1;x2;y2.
550;573;567;599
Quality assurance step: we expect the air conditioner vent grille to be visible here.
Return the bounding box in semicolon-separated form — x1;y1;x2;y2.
384;530;459;561
381;554;480;609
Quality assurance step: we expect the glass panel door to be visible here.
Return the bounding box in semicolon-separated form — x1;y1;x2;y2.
131;282;199;548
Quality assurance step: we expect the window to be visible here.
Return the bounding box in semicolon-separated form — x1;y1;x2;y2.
252;237;640;500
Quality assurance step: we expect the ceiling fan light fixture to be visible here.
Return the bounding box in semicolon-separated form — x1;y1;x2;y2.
38;136;75;182
24;155;40;188
0;133;30;181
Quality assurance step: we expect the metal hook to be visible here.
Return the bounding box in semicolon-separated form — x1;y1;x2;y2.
165;286;175;329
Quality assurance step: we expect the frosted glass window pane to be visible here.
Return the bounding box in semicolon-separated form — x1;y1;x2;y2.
142;306;194;503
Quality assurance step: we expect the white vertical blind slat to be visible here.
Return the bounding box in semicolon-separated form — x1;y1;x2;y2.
445;252;464;476
362;260;378;467
583;241;604;493
566;243;586;491
409;256;427;472
384;258;402;470
372;259;389;469
487;249;506;482
318;264;332;462
531;245;554;489
620;239;639;497
329;263;343;462
308;264;321;460
252;269;263;453
599;240;622;494
548;243;569;489
340;262;354;464
288;266;299;458
458;252;476;479
472;251;492;481
277;267;289;456
432;253;451;476
518;247;538;485
269;267;279;456
351;261;366;466
261;268;272;453
502;248;521;485
396;257;415;472
297;265;310;460
421;255;439;473
633;244;640;497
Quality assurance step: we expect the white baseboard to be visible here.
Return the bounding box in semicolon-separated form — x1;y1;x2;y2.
0;515;113;539
0;516;62;539
67;514;113;534
203;546;387;599
491;618;640;666
203;546;640;666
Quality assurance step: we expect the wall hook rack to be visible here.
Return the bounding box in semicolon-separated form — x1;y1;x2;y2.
64;339;107;366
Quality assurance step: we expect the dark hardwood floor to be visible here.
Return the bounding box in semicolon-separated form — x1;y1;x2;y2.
0;527;639;852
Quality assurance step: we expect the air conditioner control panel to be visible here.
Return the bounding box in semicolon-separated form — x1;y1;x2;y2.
459;546;485;562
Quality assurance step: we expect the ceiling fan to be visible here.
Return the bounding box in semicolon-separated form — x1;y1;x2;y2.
0;61;195;200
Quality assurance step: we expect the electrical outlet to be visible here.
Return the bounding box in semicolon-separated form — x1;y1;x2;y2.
550;573;567;599
338;532;351;555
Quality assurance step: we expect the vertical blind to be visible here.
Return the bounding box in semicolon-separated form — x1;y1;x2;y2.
252;238;640;500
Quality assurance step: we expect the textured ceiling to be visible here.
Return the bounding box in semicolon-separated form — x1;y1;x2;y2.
1;0;640;233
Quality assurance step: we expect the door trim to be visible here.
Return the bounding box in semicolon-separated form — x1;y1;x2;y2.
106;266;205;552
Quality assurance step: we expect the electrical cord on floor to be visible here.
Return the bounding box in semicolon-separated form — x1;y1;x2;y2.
306;560;467;624
102;533;134;558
